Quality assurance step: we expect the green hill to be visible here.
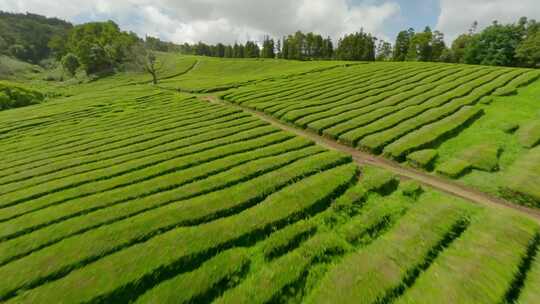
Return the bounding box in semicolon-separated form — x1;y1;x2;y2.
0;56;540;303
222;60;540;208
0;11;72;63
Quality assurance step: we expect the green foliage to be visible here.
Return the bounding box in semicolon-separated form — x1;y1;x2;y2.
460;144;502;171
261;220;317;260
282;31;334;60
261;36;275;59
158;56;345;93
451;34;474;63
437;158;472;178
518;239;540;303
516;120;540;148
500;122;520;134
66;21;140;74
464;21;523;66
437;144;501;178
0;11;72;63
144;36;179;52
47;34;68;60
394;17;539;67
396;210;538;304
0;80;44;110
0;57;540;303
307;195;475;303
336;30;376;61
479;96;494;104
383;106;484;160
393;28;415;61
61;53;80;76
401;180;423;199
244;41;260;58
407;149;438;169
376;40;393;61
501;147;540;207
135;248;250;303
405;27;447;62
516;31;540;67
183;40;260;59
0;55;42;80
361;166;399;195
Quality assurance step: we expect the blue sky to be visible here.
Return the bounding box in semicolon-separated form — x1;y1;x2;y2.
376;0;441;34
2;0;539;44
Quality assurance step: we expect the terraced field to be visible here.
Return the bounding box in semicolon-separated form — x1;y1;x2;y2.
222;62;540;207
1;57;540;303
157;56;349;93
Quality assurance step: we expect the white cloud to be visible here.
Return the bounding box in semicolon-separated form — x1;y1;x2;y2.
436;0;540;42
0;0;401;44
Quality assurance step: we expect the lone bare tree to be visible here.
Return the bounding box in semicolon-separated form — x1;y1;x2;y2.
134;44;163;85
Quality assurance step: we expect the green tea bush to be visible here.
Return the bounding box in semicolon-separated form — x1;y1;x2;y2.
406;149;438;169
0;81;44;110
517;120;540;148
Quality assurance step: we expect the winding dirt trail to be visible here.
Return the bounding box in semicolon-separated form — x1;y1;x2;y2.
202;95;540;223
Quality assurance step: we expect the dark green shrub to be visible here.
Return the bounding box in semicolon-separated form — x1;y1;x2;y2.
0;81;44;111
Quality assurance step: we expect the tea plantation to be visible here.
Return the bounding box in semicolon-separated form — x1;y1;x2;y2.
1;56;539;303
223;61;540;208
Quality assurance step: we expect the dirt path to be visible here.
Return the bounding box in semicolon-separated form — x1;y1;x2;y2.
203;95;540;223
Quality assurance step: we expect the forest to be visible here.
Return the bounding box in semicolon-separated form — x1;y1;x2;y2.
180;18;540;67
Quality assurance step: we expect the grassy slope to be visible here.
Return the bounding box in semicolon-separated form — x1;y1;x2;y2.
1;56;540;303
158;56;350;92
0;55;43;80
220;58;540;207
436;78;540;200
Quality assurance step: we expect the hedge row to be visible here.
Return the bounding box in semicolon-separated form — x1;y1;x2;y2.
306;195;474;303
4;164;357;303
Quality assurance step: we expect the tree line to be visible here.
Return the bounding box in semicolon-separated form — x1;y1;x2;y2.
1;11;538;79
179;30;376;61
393;17;539;67
0;11;72;63
179;17;539;68
0;11;185;80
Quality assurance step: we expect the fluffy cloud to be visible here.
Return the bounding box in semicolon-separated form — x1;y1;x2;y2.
436;0;540;41
1;0;401;44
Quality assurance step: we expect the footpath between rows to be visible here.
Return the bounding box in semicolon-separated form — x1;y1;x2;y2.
202;95;540;223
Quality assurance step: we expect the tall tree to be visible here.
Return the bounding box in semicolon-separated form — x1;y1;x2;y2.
66;21;139;74
214;43;226;57
224;45;233;58
261;36;275;58
275;38;282;59
281;37;289;59
393;28;414;61
516;29;540;67
376;40;393;61
336;30;376;61
451;33;473;63
61;53;80;77
431;30;446;61
134;45;163;85
407;26;433;61
463;20;522;66
321;37;334;59
244;41;260;58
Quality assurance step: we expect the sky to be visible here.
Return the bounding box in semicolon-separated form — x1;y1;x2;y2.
2;0;540;45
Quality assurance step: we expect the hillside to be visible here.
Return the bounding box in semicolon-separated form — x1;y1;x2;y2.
222;61;540;208
1;56;540;303
0;11;72;63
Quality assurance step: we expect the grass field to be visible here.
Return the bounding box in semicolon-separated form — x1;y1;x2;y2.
1;55;540;303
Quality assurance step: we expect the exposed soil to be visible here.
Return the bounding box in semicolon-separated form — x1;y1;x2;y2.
203;95;540;223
